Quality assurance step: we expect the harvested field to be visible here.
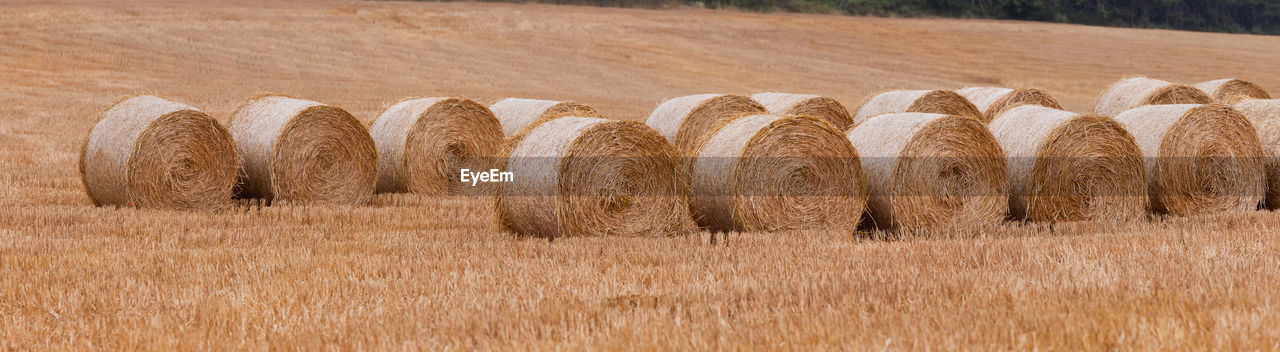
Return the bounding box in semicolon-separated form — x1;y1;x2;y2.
3;0;1280;349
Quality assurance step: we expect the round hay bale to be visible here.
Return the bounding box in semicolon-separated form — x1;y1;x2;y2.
955;87;1064;123
488;98;603;136
496;116;696;238
1195;78;1271;103
228;95;377;205
1230;99;1280;209
750;93;853;130
846;113;1008;229
1095;77;1212;116
369;97;503;195
80;95;238;210
1113;104;1265;215
645;94;766;155
851;90;982;125
989;105;1147;222
691;114;866;232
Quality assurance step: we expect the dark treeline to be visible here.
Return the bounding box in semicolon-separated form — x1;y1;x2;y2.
464;0;1280;35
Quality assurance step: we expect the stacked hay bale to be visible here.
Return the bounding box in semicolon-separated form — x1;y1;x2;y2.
852;90;982;124
1095;77;1212;116
1195;78;1271;103
1230;99;1280;209
690;114;866;232
955;87;1064;123
80;95;239;210
645;94;766;155
988;105;1147;221
369;97;503;195
488;98;602;136
229;95;378;205
496;116;696;238
846;113;1008;229
1113;104;1265;215
750;93;853;130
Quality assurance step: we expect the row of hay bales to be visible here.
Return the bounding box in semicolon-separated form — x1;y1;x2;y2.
81;76;1279;238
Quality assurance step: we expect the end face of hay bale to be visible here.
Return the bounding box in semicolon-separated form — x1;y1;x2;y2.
1231;99;1280;209
81;95;238;210
489;98;603;136
1095;77;1212;116
645;94;766;155
1114;104;1265;215
751;93;854;130
370;97;504;195
854;90;982;124
497;116;696;238
691;114;866;232
957;87;1064;123
846;113;1009;229
1195;78;1271;103
229;95;377;205
990;105;1147;222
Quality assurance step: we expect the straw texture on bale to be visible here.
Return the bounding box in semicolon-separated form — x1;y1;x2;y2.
691;114;866;232
989;105;1147;222
645;94;766;155
1195;78;1271;103
80;95;239;210
852;90;982;124
369;97;503;195
1095;77;1212;116
846;113;1009;229
1113;104;1265;215
750;93;854;130
488;98;603;136
496;116;696;238
1230;99;1280;209
229;95;377;205
956;87;1064;123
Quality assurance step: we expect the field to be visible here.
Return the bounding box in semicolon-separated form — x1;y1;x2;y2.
3;0;1280;349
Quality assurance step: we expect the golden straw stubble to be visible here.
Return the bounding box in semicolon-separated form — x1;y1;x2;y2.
369;97;503;195
645;94;766;155
1230;99;1280;209
496;116;697;238
1113;104;1265;215
488;98;603;136
228;95;377;205
691;114;866;232
852;90;982;124
1094;77;1212;116
955;87;1064;123
80;95;238;210
750;93;854;130
1195;78;1271;104
989;105;1147;222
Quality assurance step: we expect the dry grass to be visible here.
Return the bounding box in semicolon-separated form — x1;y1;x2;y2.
3;0;1280;349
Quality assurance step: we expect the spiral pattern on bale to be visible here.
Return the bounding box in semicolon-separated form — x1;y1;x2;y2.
750;93;854;130
1230;99;1280;209
488;98;603;136
228;95;377;205
690;114;866;232
852;90;982;125
496;116;697;238
369;97;503;195
1195;78;1271;104
80;95;238;210
989;105;1147;222
645;94;766;155
846;113;1009;229
956;87;1064;123
1114;104;1265;215
1095;77;1211;116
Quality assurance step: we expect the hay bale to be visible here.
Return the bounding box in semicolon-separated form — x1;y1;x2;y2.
1195;78;1271;103
496;116;696;238
228;95;377;205
488;98;603;136
1230;99;1280;209
1095;77;1212;116
750;93;853;130
851;90;982;125
955;87;1064;122
989;105;1147;221
80;95;238;210
845;113;1008;229
690;114;866;232
369;97;503;195
1113;104;1265;215
645;94;766;155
